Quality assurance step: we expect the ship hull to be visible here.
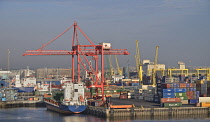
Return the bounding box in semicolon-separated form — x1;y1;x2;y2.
45;100;87;114
15;87;34;92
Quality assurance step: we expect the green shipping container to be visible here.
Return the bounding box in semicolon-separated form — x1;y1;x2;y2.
104;90;113;93
116;90;123;93
175;93;187;97
163;102;182;107
176;96;188;100
90;88;96;93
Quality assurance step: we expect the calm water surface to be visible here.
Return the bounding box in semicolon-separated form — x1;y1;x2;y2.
0;107;210;122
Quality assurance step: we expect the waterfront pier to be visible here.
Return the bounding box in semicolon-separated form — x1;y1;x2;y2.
84;106;210;118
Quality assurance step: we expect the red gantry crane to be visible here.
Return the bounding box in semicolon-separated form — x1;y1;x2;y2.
23;22;129;100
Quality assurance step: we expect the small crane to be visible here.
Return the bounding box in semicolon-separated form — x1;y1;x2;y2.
152;46;159;87
135;40;143;84
115;55;122;76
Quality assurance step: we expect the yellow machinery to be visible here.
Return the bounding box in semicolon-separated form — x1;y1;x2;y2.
167;68;189;78
135;40;143;84
114;55;122;75
147;69;165;76
108;55;115;76
196;68;210;80
152;46;159;87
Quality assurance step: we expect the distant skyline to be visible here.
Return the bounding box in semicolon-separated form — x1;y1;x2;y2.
0;0;210;70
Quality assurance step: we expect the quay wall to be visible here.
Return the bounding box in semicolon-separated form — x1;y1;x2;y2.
0;101;45;108
84;106;210;118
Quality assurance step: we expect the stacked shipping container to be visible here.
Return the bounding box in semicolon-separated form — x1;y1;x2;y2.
156;82;199;106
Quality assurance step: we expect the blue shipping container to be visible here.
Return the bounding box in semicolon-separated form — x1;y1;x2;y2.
174;88;186;93
190;88;196;91
162;93;175;96
162;93;175;98
162;89;174;93
1;98;6;101
189;99;198;104
162;96;175;98
173;83;180;88
131;83;139;86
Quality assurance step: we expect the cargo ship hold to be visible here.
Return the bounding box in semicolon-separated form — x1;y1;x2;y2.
44;82;87;114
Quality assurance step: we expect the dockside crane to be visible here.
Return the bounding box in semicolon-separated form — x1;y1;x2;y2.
23;22;129;101
109;55;115;76
115;55;122;76
135;40;143;84
152;46;159;87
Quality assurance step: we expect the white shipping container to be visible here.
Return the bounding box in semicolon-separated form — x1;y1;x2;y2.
127;92;135;96
142;85;148;90
139;89;143;93
148;85;155;90
181;100;188;104
199;97;210;103
139;96;144;100
154;98;159;102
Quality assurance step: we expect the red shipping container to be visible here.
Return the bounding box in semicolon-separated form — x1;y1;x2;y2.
119;94;128;99
160;98;181;103
196;84;201;88
188;96;195;99
186;91;193;96
84;92;92;98
161;83;171;88
200;94;207;97
179;83;186;88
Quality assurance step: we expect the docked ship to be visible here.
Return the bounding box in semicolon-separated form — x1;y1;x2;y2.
44;82;87;114
13;67;36;93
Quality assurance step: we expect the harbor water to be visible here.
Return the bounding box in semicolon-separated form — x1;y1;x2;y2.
0;107;210;122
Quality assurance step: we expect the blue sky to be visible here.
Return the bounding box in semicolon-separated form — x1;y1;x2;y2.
0;0;210;69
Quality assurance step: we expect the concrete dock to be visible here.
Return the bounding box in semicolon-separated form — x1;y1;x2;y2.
83;98;210;119
0;100;45;108
84;106;210;119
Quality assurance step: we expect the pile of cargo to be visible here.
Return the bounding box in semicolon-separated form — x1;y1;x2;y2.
156;82;199;106
199;97;210;107
87;86;125;98
196;80;210;97
0;88;18;101
160;98;182;107
133;85;156;101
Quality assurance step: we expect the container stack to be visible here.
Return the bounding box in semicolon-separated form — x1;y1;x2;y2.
208;81;210;96
162;77;179;83
199;97;210;107
185;83;198;104
157;82;199;106
134;85;148;100
134;87;143;99
196;80;210;97
160;98;182;107
143;85;156;102
0;88;18;101
196;80;207;96
174;88;188;104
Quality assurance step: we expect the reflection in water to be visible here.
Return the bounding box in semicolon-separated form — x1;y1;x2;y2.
62;114;106;122
0;108;210;122
110;114;210;122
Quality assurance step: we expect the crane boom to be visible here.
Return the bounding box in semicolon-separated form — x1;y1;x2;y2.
22;22;130;101
135;40;143;84
152;46;159;86
115;55;122;75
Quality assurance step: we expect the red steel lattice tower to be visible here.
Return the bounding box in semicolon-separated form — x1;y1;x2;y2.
23;22;129;100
